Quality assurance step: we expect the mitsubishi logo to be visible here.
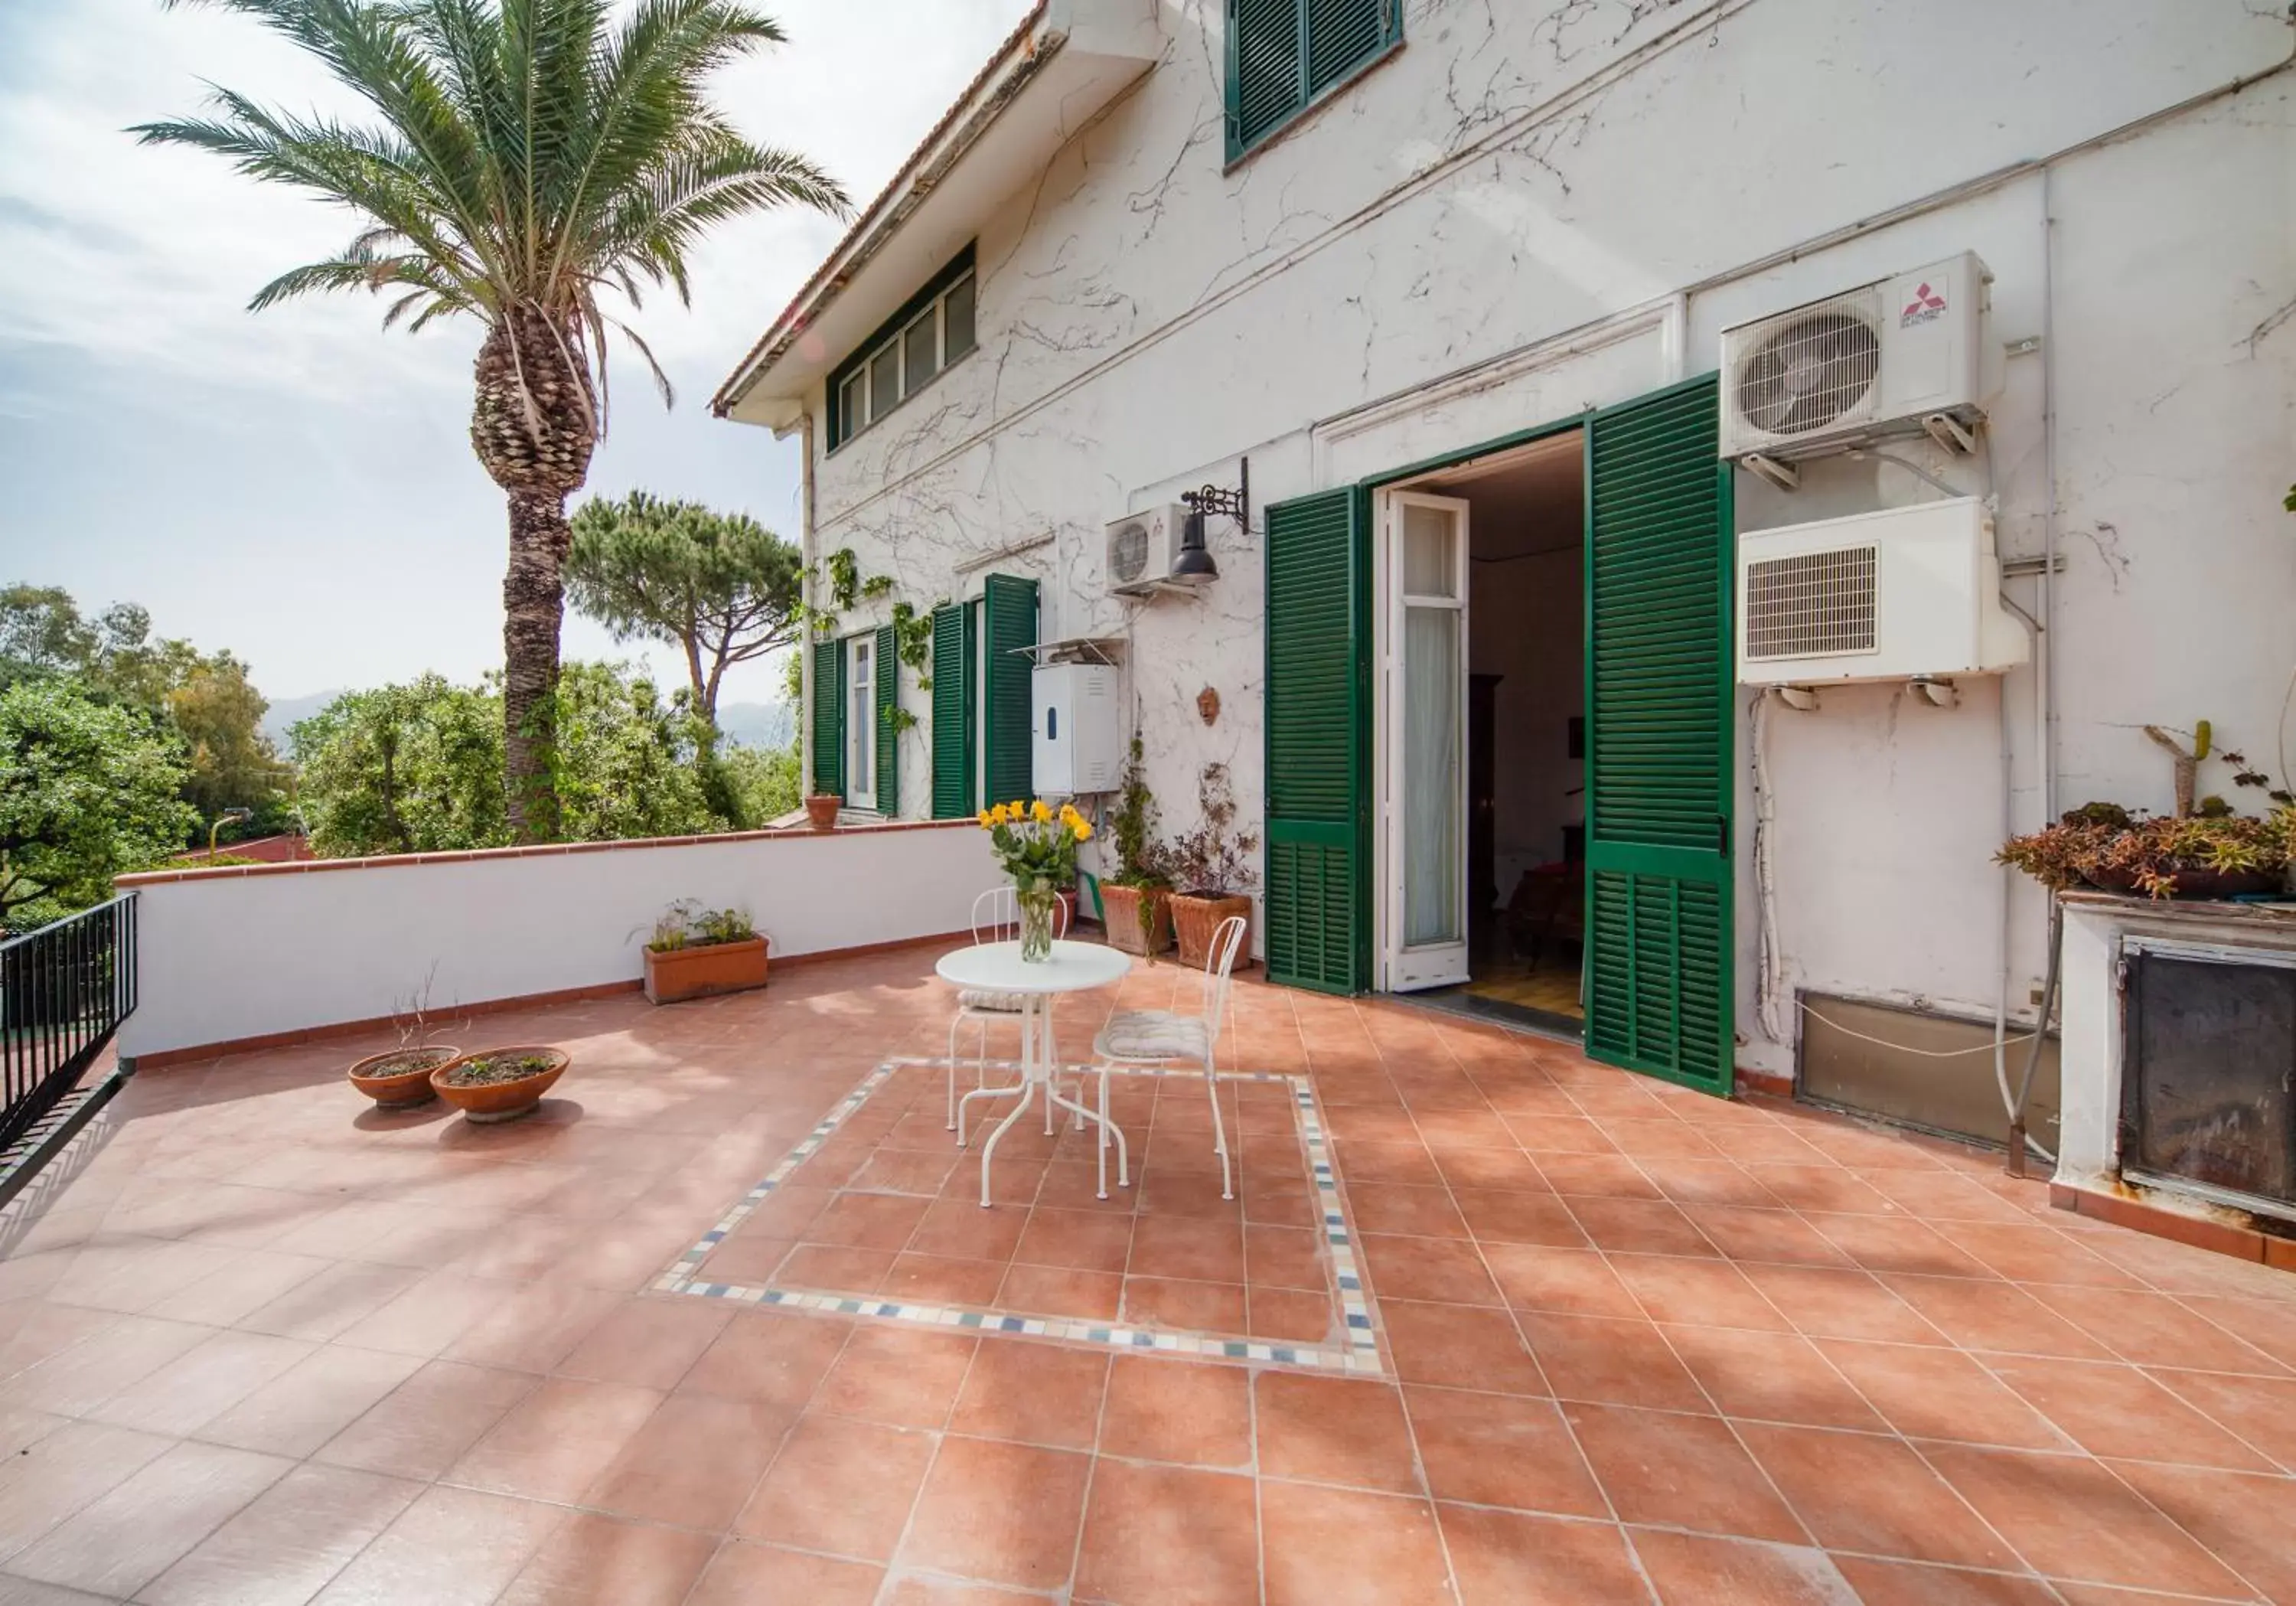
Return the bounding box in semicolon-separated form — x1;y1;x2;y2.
1900;282;1949;327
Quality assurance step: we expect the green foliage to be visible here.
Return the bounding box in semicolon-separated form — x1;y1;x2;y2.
0;583;289;840
1999;805;2291;899
566;492;802;725
132;0;847;400
292;675;509;857
536;664;719;843
0;679;197;929
645;898;756;952
1106;733;1171;889
295;663;736;855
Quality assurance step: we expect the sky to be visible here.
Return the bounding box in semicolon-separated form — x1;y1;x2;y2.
0;0;1034;707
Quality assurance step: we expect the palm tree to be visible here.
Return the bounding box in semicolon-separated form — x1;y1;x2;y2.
135;0;846;839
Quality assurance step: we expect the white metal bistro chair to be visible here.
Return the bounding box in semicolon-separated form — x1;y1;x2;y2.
1088;913;1248;1200
945;886;1072;1131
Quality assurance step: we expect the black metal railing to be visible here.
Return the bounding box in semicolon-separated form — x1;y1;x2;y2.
0;894;137;1153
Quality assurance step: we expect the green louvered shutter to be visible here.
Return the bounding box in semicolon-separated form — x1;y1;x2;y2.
1264;487;1368;994
1583;374;1734;1095
930;603;975;818
1228;0;1396;158
982;573;1037;808
810;638;842;799
874;622;898;815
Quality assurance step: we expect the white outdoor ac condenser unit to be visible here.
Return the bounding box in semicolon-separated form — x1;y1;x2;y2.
1735;498;2028;687
1103;505;1191;596
1720;252;1992;461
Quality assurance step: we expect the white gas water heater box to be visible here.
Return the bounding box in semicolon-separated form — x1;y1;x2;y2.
1032;664;1121;795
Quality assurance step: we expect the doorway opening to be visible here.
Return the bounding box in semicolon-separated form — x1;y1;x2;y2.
1375;429;1587;1035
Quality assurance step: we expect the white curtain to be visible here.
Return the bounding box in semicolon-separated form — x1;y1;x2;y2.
1404;603;1460;946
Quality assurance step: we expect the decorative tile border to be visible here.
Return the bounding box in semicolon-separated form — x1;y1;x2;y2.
654;1057;1387;1375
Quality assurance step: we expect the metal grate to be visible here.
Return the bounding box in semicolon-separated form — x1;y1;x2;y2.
1107;520;1150;585
1733;287;1883;439
1744;544;1878;659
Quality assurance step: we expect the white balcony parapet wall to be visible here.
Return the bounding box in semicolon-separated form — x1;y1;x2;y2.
114;821;999;1062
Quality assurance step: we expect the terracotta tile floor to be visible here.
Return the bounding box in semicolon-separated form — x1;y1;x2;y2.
0;942;2291;1604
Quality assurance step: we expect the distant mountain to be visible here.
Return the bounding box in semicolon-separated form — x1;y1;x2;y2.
261;690;342;748
715;701;794;750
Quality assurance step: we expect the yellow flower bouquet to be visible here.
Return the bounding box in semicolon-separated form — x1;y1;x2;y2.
978;798;1092;960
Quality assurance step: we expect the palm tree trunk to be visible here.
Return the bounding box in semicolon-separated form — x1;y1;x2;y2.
503;489;570;841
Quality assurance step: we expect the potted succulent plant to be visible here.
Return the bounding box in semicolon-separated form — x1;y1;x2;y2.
1998;725;2295;899
643;901;769;1004
431;1046;569;1123
804;793;841;831
347;970;460;1109
1100;734;1173;958
1166;762;1259;968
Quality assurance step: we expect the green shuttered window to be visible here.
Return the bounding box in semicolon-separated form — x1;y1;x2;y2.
1227;0;1399;161
930;603;975;818
982;574;1037;808
810;638;843;800
1263;487;1368;994
1583;374;1734;1095
873;622;899;816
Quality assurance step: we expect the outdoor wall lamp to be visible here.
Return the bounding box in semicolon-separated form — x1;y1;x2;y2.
1175;458;1248;586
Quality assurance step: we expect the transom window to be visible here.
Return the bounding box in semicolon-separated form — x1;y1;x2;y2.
1227;0;1401;162
828;246;978;450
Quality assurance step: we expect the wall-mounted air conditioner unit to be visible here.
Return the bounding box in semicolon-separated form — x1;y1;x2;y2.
1736;498;2028;686
1720;252;1991;462
1104;505;1190;596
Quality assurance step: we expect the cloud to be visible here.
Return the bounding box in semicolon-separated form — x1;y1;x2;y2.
0;0;1034;703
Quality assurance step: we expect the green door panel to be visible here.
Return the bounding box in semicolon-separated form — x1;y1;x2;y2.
982;574;1038;808
873;622;899;816
1583;374;1735;1095
1264;486;1369;994
930;603;974;818
810;637;842;801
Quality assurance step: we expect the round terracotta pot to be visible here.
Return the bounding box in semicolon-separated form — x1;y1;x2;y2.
347;1046;461;1108
430;1046;569;1124
804;794;841;831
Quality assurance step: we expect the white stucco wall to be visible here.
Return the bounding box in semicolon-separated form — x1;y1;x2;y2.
118;823;998;1059
771;0;2296;1077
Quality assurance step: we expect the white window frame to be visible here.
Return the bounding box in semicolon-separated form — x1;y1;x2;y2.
832;269;976;449
846;635;877;812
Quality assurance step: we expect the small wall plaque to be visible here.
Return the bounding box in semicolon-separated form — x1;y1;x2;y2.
1198;687;1221;726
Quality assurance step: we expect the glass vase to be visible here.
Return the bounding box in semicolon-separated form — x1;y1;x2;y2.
1016;884;1056;963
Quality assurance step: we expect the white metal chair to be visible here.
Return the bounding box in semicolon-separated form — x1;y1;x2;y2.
946;886;1071;1131
1088;913;1248;1200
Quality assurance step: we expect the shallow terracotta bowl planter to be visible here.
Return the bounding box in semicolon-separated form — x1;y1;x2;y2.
645;935;769;1004
1169;893;1252;969
347;1045;461;1108
431;1046;569;1124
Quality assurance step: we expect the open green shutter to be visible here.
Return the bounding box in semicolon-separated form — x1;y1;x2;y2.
1584;374;1734;1095
1264;487;1369;994
874;623;898;816
810;638;842;799
930;604;975;818
982;574;1037;807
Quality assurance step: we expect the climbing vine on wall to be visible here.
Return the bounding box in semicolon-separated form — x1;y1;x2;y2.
808;548;944;732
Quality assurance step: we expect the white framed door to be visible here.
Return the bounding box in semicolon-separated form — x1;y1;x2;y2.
1379;490;1472;991
846;635;877;811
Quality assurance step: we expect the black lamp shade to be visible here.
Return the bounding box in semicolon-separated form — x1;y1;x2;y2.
1173;508;1219;583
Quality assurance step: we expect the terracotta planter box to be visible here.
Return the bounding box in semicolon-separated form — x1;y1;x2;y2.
1170;893;1253;969
645;935;769;1004
347;1045;460;1109
804;795;840;831
431;1046;568;1124
1101;884;1172;956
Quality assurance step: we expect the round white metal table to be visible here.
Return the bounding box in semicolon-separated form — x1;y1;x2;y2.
934;938;1133;1206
